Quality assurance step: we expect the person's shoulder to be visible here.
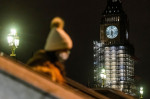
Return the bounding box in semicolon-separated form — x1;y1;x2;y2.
27;50;47;66
34;50;46;56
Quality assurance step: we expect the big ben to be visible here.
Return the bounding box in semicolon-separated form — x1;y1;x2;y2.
93;0;136;96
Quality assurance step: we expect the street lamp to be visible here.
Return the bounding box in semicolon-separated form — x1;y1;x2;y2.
140;87;143;99
7;29;19;56
100;68;106;88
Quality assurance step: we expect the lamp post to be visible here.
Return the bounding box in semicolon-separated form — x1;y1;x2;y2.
140;87;143;99
100;68;106;88
7;29;19;56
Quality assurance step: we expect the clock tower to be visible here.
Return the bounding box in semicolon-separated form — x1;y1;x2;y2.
92;0;136;96
100;0;129;45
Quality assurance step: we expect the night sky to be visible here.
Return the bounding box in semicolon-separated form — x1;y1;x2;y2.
0;0;150;98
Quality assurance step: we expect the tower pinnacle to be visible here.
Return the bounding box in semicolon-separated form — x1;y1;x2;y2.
107;0;121;3
104;0;123;15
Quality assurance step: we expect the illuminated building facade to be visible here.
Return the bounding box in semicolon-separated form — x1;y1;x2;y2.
93;0;136;95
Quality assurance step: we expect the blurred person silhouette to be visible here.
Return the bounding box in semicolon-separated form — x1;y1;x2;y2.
27;17;73;84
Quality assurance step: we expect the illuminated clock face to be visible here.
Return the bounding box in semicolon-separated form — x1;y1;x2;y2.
106;26;118;39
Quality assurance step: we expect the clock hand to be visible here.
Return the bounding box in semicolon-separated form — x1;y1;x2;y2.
111;30;113;37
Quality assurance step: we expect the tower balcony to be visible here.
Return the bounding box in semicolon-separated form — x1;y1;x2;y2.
111;70;117;73
110;50;117;54
106;70;111;74
119;73;126;76
111;85;118;89
111;77;118;81
119;46;126;50
104;51;110;54
111;58;116;62
119;69;126;73
119;65;126;69
111;62;117;66
105;62;110;66
106;74;111;78
105;65;111;69
118;62;126;65
110;54;117;58
111;81;117;85
104;47;110;51
117;50;125;54
105;54;110;58
105;58;110;61
111;74;119;78
111;66;117;69
110;46;117;50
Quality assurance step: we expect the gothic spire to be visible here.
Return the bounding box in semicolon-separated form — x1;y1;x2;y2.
103;0;123;15
107;0;121;3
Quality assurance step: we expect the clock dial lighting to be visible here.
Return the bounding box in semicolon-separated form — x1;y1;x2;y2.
106;26;118;39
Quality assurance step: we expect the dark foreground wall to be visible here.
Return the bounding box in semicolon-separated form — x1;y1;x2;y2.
0;53;109;99
0;53;136;99
0;70;58;99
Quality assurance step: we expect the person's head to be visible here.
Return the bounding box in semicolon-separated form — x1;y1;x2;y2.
44;17;73;62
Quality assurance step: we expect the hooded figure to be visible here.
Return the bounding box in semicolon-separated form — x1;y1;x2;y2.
27;17;73;84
